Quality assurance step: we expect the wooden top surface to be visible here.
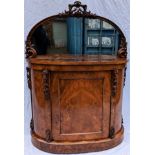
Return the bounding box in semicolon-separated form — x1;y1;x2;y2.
29;54;127;65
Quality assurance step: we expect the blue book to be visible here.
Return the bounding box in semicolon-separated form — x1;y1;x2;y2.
67;17;83;55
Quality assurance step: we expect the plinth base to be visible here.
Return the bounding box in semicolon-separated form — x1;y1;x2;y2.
31;127;124;154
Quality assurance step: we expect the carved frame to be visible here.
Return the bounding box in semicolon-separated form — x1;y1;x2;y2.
25;1;127;59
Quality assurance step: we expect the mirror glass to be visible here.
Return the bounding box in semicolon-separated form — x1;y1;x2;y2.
30;17;120;55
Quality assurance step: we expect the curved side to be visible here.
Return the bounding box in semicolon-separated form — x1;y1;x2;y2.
31;126;124;154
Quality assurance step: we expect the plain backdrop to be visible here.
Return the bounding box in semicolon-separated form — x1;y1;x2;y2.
24;0;130;154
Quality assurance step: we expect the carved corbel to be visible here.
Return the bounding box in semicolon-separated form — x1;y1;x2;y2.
118;36;127;58
25;40;37;59
42;70;50;100
111;70;118;97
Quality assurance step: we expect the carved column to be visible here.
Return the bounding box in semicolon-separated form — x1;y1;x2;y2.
111;70;118;97
124;66;127;87
109;69;118;138
42;70;52;142
42;70;50;100
26;67;34;134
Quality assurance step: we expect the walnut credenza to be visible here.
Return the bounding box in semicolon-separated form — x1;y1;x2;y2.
27;54;127;154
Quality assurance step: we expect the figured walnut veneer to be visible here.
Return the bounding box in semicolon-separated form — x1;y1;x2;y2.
26;54;127;154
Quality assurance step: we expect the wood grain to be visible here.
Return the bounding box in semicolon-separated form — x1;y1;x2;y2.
28;55;126;153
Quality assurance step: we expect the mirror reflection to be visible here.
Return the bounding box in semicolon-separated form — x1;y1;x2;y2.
31;17;120;55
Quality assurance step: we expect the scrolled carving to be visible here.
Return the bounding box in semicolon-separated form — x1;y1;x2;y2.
111;70;118;96
59;1;96;17
45;129;52;143
26;67;31;89
25;40;37;59
118;36;127;58
42;70;50;100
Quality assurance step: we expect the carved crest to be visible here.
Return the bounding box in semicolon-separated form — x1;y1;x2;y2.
59;1;96;17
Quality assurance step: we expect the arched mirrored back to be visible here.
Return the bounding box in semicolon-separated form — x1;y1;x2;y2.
26;1;127;58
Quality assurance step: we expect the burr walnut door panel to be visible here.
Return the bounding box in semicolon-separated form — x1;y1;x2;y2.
51;71;111;141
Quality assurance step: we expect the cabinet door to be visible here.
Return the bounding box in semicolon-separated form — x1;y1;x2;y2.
51;71;111;141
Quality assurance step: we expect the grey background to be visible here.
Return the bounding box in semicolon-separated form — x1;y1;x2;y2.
24;0;130;154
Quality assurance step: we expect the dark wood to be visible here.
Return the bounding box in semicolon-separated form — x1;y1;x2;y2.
118;37;127;58
42;70;50;100
124;66;127;86
25;40;37;58
25;1;128;153
59;1;96;17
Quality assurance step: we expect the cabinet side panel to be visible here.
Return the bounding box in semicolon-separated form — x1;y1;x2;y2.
31;69;51;139
114;69;124;133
